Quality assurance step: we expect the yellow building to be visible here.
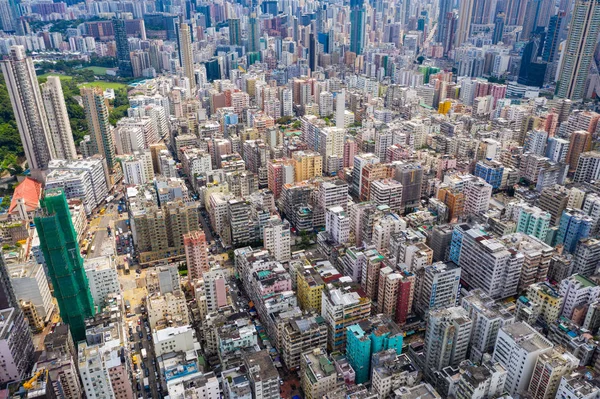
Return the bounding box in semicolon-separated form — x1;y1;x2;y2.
297;266;325;312
293;151;323;182
438;100;452;114
527;282;563;325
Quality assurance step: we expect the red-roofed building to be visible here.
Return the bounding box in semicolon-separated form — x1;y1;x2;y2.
9;177;42;220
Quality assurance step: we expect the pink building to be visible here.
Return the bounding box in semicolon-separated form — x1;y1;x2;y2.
343;138;357;168
267;158;295;198
183;230;209;281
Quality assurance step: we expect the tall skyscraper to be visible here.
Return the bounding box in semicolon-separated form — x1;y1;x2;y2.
248;13;260;53
228;18;241;46
556;0;600;101
455;0;474;47
35;189;95;342
1;45;54;176
113;18;133;77
492;13;505;44
543;12;565;63
309;33;317;72
41;76;78;160
437;0;453;43
521;0;543;40
80;87;117;170
178;22;196;93
350;0;366;55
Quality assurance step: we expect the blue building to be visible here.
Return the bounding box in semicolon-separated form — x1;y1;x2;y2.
448;224;471;264
474;160;504;189
345;315;403;384
557;209;592;253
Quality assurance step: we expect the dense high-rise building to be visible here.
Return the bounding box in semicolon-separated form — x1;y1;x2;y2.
228;18;241;46
556;0;600;101
450;224;523;299
566;130;593;173
0;253;17;310
0;307;35;384
349;0;366;55
574;151;600;182
41;76;78;160
1;45;54;176
35;189;95;342
557;209;593;253
80;86;117;171
183;230;209;281
113;18;133;77
455;0;474;47
436;0;453;44
493;322;553;396
461;289;515;363
543;12;565;63
248;14;260;53
309;33;317;72
178;22;196;93
422;307;472;381
346;315;403;384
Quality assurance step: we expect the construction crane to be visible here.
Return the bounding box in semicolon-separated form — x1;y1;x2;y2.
23;369;47;391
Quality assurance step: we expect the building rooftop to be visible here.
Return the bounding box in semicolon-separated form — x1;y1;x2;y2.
572;274;597;288
393;383;441;399
303;349;338;384
9;177;42;214
501;322;553;353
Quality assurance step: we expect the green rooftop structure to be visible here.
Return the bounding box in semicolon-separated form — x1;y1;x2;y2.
35;188;95;342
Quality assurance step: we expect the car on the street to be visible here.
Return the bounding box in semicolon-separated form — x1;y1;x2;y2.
139;332;143;339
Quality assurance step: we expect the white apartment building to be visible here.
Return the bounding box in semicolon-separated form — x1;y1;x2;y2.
41;76;78;160
583;193;600;233
559;274;600;319
325;206;350;245
372;212;405;253
461;289;515;363
555;372;600;399
84;256;120;308
153;325;198;357
492;322;553;396
455;226;524;299
370;179;403;212
8;261;54;319
78;343;116;399
121;151;154;185
423;307;472;381
415;261;461;316
201;267;229;312
263;217;291;262
463;179;493;215
574;151;600;183
47;158;109;214
319;91;334;117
